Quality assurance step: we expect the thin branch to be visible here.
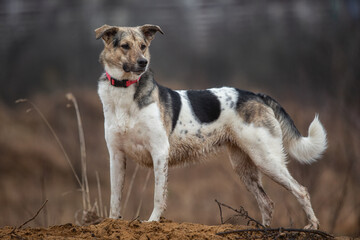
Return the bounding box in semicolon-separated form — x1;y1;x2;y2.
123;165;139;212
95;171;104;218
10;200;48;234
329;155;354;232
215;199;224;224
214;199;264;228
216;227;334;239
16;99;82;188
128;215;140;226
66;93;90;211
40;176;48;227
135;169;151;218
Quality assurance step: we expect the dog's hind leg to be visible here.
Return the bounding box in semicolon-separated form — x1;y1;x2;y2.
262;164;319;229
228;146;274;227
239;128;320;229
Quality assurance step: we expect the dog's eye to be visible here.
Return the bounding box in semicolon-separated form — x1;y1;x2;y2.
121;44;130;50
140;44;146;50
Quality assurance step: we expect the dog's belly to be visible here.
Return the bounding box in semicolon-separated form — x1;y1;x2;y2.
113;122;161;168
119;125;229;168
123;141;153;167
168;136;227;166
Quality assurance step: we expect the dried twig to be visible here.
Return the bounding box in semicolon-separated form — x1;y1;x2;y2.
95;171;104;218
215;199;264;228
216;227;334;239
214;200;333;239
330;156;354;232
135;169;151;218
40;175;48;227
10;200;48;234
66;93;91;212
215;199;224;224
128;215;140;226
16;99;82;188
123;164;139;213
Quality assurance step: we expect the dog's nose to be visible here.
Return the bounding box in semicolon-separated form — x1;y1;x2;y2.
137;58;148;68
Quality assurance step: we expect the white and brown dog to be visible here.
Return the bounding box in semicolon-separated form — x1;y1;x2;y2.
95;24;327;229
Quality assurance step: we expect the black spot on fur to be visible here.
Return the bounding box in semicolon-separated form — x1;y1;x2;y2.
169;90;181;131
187;90;221;124
113;37;119;47
112;31;125;48
133;71;155;108
158;85;181;132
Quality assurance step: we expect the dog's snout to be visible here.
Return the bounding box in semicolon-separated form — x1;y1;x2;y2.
137;58;148;68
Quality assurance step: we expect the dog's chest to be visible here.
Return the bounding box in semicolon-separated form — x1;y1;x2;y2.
98;83;156;164
99;86;138;129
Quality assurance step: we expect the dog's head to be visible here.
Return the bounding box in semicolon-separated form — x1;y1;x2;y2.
95;24;163;80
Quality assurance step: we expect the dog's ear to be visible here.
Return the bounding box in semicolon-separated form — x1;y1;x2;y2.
95;24;119;45
139;24;164;42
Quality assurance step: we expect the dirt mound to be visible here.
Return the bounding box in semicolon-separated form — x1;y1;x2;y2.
0;219;238;240
0;219;343;240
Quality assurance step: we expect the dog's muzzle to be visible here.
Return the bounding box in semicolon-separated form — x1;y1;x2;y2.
123;58;148;73
137;58;148;68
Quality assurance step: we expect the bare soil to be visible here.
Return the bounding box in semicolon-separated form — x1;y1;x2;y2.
0;218;353;240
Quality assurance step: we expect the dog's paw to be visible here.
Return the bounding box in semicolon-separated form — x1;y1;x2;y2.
145;218;160;222
147;211;162;222
109;214;122;220
304;222;320;230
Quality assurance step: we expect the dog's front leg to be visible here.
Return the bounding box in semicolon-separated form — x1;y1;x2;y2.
109;150;126;219
105;130;126;219
148;145;169;221
109;151;126;219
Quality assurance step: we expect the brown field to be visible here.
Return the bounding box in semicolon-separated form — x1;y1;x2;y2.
0;88;359;238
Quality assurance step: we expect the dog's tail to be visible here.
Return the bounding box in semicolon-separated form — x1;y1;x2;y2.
258;94;327;164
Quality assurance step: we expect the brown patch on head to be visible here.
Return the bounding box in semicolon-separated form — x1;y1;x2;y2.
238;100;280;137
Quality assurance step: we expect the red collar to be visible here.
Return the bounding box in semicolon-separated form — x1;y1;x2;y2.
105;72;140;88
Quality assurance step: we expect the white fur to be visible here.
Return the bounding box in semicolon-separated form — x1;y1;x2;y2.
99;79;324;229
288;114;327;164
98;79;169;219
104;64;126;80
99;80;325;229
173;87;239;137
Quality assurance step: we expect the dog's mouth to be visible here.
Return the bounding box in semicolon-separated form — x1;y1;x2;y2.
132;68;146;75
123;63;146;75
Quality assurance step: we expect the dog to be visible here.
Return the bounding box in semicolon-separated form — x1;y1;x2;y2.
95;24;327;229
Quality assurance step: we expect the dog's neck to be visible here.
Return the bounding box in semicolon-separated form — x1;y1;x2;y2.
105;72;140;88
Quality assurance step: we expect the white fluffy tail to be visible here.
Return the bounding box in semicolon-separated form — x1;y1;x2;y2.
288;115;327;164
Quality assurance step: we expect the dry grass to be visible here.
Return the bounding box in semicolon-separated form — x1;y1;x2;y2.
0;88;359;237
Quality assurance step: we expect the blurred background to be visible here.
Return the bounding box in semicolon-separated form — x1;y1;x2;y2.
0;0;359;237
